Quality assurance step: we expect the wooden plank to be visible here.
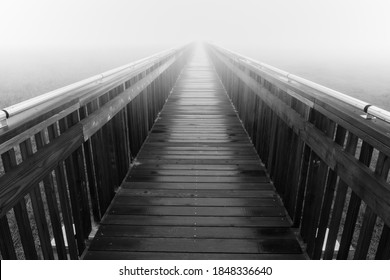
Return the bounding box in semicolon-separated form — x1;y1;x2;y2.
337;140;373;259
127;176;269;183
375;225;390;259
0;103;80;155
84;251;306;260
83;46;302;260
19;138;54;260
304;113;334;257
354;152;389;259
129;170;266;177
117;189;276;198
211;47;390;158
80;58;175;141
0;216;17;259
132;164;265;171
108;206;285;217
102;215;290;227
122;182;274;190
47;123;79;260
312;125;347;259
323;133;359;259
0;99;79;146
35;131;68;260
88;237;301;254
79;106;101;222
95;225;294;239
0;125;84;217
1;150;38;260
214;51;390;226
113;197;280;207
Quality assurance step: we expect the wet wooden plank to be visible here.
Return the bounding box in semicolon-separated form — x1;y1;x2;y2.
84;251;306;260
95;225;294;238
102;215;290;227
131;164;265;171
126;175;269;183
112;197;280;207
129;170;266;177
84;46;303;260
108;206;285;216
117;189;276;198
88;237;301;254
122;182;275;190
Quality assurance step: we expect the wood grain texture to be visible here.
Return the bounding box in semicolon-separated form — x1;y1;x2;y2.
0;125;84;218
84;46;304;260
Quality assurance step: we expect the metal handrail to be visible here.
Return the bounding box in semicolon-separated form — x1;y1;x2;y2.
210;43;390;124
0;46;184;128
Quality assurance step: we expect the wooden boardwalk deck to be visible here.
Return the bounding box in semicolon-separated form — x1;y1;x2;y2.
83;47;306;260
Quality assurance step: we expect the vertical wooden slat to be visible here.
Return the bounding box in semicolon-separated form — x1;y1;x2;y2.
19;139;54;260
59;116;87;256
376;225;390;259
323;133;359;259
87;99;111;215
79;106;101;222
0;216;17;259
354;152;389;259
312;125;347;259
302;115;336;258
35;131;68;260
1;150;38;260
293;144;311;227
101;92;120;191
284;133;302;217
47;123;79;259
337;140;373;259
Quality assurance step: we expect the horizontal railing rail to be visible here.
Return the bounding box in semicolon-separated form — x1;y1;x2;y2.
212;45;390;123
0;43;193;259
207;43;390;260
0;47;181;128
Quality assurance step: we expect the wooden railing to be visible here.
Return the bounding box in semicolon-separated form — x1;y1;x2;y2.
207;43;390;260
0;44;192;259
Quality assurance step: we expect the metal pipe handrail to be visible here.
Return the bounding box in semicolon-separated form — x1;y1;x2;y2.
0;46;185;128
209;43;390;124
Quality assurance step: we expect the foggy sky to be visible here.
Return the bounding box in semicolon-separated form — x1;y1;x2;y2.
1;0;390;58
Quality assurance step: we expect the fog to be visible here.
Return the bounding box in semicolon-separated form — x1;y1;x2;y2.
1;0;390;109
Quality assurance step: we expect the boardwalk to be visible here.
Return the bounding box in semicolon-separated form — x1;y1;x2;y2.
83;47;305;260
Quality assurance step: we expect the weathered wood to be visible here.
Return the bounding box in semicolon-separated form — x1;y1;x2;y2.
79;106;101;222
1;150;38;259
323;133;358;259
375;225;390;259
108;206;284;216
337;141;373;259
0;216;17;259
354;152;389;259
0;125;84;217
0;103;80;155
85;47;304;260
19;139;54;260
89;237;301;254
210;46;390;158
47;123;79;259
312;125;347;259
0;99;80;147
58;116;88;256
211;49;390;227
84;251;306;260
35;131;68;259
0;46;190;260
80;59;174;141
